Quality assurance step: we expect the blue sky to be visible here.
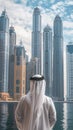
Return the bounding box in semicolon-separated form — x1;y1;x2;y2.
0;0;73;56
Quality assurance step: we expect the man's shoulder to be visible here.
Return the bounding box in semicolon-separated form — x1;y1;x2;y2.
44;95;52;101
19;93;30;102
44;96;53;105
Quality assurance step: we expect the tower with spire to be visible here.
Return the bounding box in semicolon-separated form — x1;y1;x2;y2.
0;10;9;100
32;7;42;74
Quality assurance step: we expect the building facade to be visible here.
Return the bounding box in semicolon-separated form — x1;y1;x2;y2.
14;45;26;100
32;7;42;74
26;57;40;93
0;10;9;100
8;26;16;98
66;44;73;100
53;15;64;100
43;25;53;96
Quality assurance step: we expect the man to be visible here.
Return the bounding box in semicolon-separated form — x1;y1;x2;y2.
15;74;57;130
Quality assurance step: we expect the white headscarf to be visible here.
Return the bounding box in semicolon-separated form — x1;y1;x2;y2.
29;75;46;130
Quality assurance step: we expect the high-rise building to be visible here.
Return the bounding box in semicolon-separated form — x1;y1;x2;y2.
26;57;40;93
0;10;9;100
53;15;64;100
43;25;53;96
66;44;73;100
32;7;42;74
14;45;26;100
8;26;16;98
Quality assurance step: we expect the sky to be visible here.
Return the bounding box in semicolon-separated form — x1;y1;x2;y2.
0;0;73;57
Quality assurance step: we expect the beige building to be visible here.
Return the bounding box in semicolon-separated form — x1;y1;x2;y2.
14;45;26;100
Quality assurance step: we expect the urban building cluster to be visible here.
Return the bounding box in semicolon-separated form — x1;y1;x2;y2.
0;7;73;101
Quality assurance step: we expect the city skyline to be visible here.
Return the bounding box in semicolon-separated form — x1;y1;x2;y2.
0;3;72;100
0;0;73;58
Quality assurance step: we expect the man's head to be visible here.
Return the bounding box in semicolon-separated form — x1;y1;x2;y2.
30;74;46;95
29;74;46;111
30;74;44;81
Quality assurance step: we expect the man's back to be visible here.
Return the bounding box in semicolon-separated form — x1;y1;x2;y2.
15;74;56;130
15;93;56;130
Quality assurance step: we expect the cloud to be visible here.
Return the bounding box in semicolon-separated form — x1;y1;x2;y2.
63;21;73;29
65;0;73;6
0;0;32;57
0;0;73;57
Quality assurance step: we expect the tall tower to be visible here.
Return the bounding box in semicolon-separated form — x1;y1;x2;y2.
43;25;53;96
26;57;40;93
14;44;26;100
66;44;73;100
32;7;42;74
8;26;16;98
53;15;64;100
0;10;9;100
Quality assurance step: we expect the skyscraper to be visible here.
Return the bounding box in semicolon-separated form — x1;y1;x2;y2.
14;44;26;100
0;10;9;99
8;26;16;97
53;15;64;100
32;7;42;74
43;25;53;96
26;57;40;93
66;44;73;100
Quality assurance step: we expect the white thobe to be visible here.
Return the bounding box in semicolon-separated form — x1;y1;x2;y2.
15;93;56;130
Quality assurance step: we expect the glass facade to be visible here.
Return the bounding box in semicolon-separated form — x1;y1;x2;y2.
53;15;64;100
43;25;53;96
8;26;16;97
0;10;9;93
32;7;42;74
66;45;73;100
15;46;25;65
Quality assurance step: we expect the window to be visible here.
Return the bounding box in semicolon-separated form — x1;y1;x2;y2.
16;86;20;93
23;87;25;93
11;55;14;62
16;80;20;84
16;56;20;65
16;48;22;56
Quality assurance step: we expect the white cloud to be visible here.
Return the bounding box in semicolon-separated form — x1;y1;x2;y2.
0;0;32;57
51;1;64;10
65;0;73;6
50;0;55;4
0;0;73;57
42;12;54;30
63;21;73;29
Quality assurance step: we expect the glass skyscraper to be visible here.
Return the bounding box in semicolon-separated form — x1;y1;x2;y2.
43;25;53;96
66;44;73;100
0;10;9;93
32;7;42;74
53;15;64;100
8;26;16;97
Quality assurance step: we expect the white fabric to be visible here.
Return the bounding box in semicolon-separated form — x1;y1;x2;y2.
15;79;57;130
32;74;43;78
